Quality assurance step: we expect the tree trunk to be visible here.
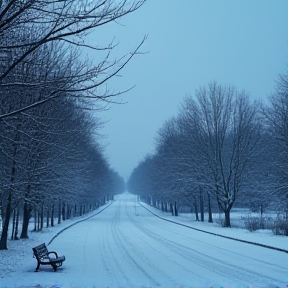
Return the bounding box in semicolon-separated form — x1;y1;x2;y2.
37;211;40;231
11;208;16;240
20;201;32;238
170;203;174;216
161;201;165;211
14;207;19;240
66;204;70;219
0;154;17;249
260;203;264;229
174;202;178;216
58;199;61;224
0;192;12;250
67;204;70;219
33;209;37;232
0;198;5;227
46;208;50;228
11;207;19;240
194;197;199;221
51;203;54;227
200;193;204;222
222;201;234;227
218;198;234;227
224;209;231;227
208;193;213;223
20;183;32;238
62;202;66;221
40;205;44;230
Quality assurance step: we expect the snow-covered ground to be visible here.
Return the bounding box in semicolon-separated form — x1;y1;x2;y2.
0;193;287;288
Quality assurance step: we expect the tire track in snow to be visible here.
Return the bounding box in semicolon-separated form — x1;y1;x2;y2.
123;201;206;284
132;219;252;283
162;234;281;284
104;201;132;286
134;204;283;285
110;199;160;286
140;203;288;254
99;218;121;286
125;204;206;284
148;220;287;273
123;201;181;285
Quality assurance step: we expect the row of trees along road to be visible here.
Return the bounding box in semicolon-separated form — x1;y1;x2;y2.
0;0;147;249
127;79;288;229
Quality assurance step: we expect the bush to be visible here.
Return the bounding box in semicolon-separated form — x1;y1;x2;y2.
272;219;288;236
244;216;262;231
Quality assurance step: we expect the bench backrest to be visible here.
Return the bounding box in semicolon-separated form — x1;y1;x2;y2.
32;243;49;260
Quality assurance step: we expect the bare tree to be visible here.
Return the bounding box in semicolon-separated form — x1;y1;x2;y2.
0;0;147;118
179;83;261;227
264;71;288;205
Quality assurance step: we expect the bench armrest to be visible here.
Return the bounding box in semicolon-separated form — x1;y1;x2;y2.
48;251;59;259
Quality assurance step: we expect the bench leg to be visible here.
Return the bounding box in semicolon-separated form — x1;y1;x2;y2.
52;264;57;272
35;262;40;272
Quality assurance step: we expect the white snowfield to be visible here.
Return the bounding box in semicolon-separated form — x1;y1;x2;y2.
0;192;287;288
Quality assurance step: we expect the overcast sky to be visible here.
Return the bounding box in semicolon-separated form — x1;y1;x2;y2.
91;0;288;181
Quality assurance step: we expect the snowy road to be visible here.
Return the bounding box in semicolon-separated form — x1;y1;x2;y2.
4;193;287;287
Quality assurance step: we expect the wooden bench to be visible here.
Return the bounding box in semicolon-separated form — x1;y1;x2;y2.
32;243;65;272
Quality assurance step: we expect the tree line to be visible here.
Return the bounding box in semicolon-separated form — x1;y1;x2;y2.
127;78;288;230
0;0;147;249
